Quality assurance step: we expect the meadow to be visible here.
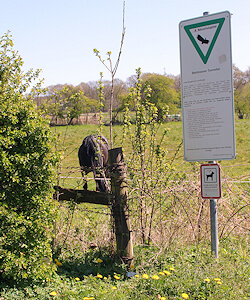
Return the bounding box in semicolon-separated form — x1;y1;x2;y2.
0;119;249;299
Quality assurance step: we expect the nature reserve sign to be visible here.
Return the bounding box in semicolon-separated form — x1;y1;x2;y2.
179;11;236;161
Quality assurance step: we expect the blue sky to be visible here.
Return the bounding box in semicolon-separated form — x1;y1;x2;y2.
1;0;250;87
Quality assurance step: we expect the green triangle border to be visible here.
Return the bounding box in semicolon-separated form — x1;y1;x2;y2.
184;18;225;64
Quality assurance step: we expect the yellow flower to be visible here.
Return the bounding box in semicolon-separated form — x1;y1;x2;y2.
181;293;189;299
103;276;107;280
142;274;149;279
54;259;62;266
152;274;159;280
214;278;221;281
169;267;175;271
112;286;117;290
217;281;222;285
159;272;165;276
205;278;210;283
97;273;103;279
130;265;135;269
97;258;103;263
114;275;120;280
163;270;171;275
75;277;80;281
50;291;57;296
161;297;166;300
135;274;139;278
83;298;95;300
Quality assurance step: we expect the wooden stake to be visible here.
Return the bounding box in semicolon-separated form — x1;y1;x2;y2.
108;147;134;266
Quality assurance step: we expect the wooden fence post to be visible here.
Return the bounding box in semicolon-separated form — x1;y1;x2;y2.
108;147;134;266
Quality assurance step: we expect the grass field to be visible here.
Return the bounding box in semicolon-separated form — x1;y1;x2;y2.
1;119;249;299
54;118;250;188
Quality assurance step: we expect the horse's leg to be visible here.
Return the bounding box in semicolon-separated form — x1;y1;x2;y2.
82;171;88;190
94;169;109;193
83;181;88;190
93;169;101;192
92;169;106;192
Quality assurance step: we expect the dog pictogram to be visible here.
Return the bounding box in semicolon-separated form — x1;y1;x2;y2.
206;171;214;181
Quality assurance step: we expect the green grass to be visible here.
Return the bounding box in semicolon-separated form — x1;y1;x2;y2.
53;118;250;188
0;240;249;299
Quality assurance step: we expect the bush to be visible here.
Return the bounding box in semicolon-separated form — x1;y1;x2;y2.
0;32;57;282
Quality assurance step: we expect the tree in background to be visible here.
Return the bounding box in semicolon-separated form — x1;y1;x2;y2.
62;85;99;125
235;81;250;118
141;73;180;119
233;65;250;118
0;32;57;281
39;85;99;125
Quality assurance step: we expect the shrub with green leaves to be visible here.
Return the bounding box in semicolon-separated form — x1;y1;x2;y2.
122;68;182;245
0;32;57;281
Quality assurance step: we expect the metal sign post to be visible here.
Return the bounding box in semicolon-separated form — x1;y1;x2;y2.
200;162;221;258
179;11;236;259
210;198;218;258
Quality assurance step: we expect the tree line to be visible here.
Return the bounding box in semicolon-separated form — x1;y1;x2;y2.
36;65;249;125
36;73;181;125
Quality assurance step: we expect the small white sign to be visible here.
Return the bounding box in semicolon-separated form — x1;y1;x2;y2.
179;11;236;161
200;163;221;199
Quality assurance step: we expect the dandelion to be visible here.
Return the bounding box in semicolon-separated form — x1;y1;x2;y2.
163;270;171;275
205;278;210;283
135;274;139;278
214;278;221;281
169;267;175;271
152;274;159;280
75;277;80;281
97;273;103;279
54;259;62;266
217;281;222;285
112;286;117;290
160;297;166;300
103;276;107;280
181;293;189;299
142;274;149;279
97;258;103;263
50;291;57;296
114;275;120;280
159;272;165;276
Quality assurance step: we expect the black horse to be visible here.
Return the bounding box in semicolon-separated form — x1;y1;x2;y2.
78;134;109;193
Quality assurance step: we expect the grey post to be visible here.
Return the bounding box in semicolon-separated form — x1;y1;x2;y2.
203;11;219;259
209;161;219;258
210;198;218;258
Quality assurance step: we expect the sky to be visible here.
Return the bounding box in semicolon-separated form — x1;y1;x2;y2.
1;0;250;87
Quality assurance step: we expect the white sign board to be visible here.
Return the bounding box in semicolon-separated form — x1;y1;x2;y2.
179;11;236;161
200;163;221;199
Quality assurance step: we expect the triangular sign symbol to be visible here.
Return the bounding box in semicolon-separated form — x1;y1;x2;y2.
184;18;225;64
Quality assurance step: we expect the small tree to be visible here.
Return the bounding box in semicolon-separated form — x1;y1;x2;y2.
93;1;126;148
40;85;99;125
123;68;181;244
0;32;58;281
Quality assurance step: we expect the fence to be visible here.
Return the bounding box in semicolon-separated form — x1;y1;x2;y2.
54;159;249;257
